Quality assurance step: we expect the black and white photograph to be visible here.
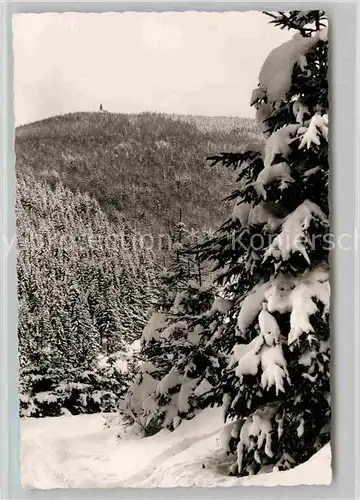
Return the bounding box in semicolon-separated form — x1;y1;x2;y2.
14;10;330;488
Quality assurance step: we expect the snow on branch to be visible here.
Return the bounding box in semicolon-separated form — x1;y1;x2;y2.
298;113;328;149
236;265;329;345
157;368;182;395
235;337;262;379
255;161;294;199
231;199;284;238
293;98;310;125
260;343;289;395
263;200;328;264
265;265;330;345
287;273;330;345
141;312;167;343
264;124;300;168
237;406;277;473
248;203;284;231
237;282;272;334
232;202;253;226
236;305;289;396
251;25;328;111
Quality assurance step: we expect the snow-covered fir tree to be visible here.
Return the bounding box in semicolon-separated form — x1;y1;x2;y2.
121;10;330;476
196;10;329;475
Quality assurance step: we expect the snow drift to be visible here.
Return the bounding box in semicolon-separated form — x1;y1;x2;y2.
21;408;331;489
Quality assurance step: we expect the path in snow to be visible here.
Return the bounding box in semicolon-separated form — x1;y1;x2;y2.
21;408;331;489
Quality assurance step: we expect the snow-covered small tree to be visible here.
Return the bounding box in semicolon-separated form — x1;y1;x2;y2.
119;226;231;434
120;277;233;435
119;234;195;433
19;340;76;418
57;351;129;415
195;10;329;476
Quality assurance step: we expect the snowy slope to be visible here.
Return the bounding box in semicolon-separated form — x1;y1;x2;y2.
21;408;331;489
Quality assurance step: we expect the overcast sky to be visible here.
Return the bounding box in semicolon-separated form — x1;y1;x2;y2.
13;11;291;126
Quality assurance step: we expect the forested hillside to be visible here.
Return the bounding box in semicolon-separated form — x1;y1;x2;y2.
16;112;260;239
17;169;158;416
16;112;259;417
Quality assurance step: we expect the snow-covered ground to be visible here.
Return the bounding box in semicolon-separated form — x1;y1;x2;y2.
21;408;331;489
